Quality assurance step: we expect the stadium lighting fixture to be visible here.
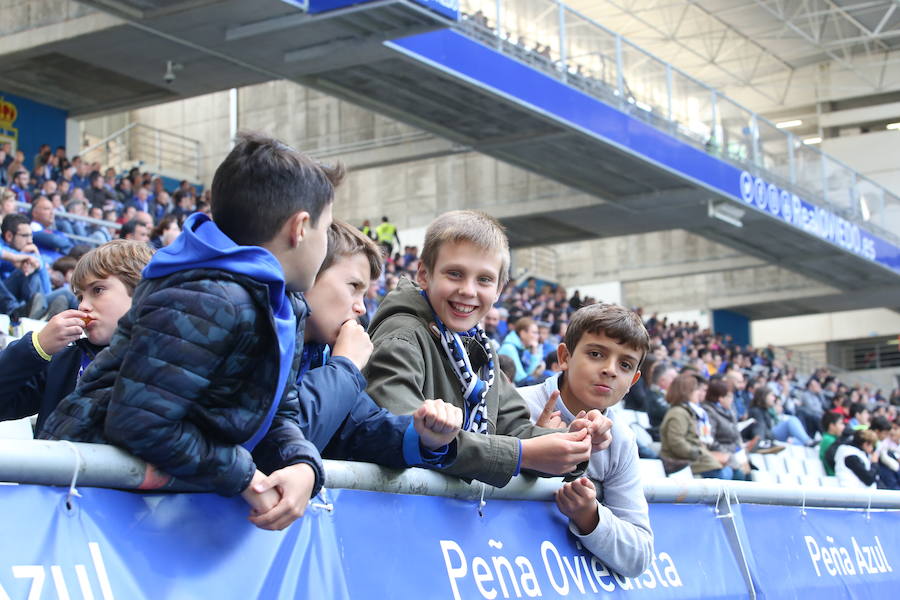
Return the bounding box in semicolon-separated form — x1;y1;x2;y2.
708;199;744;228
802;137;822;145
887;122;900;130
775;119;802;129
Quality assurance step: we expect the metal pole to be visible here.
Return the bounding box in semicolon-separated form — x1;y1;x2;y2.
5;441;900;509
750;113;760;168
558;1;567;80
788;133;797;184
615;34;624;102
494;0;501;46
666;63;673;122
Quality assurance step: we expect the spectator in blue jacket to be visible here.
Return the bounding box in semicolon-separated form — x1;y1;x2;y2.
298;220;461;465
42;133;362;531
29;195;73;261
0;240;154;431
499;317;545;386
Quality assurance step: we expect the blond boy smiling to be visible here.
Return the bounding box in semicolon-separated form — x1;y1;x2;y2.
365;210;611;488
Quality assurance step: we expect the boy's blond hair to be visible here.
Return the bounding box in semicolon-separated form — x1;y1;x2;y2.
71;240;155;297
420;210;510;288
317;220;383;281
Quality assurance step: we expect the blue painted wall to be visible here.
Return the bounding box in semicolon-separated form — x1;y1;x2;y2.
0;92;67;168
712;309;750;347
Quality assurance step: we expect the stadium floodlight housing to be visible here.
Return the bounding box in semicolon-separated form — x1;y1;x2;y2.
708;199;744;228
775;119;802;129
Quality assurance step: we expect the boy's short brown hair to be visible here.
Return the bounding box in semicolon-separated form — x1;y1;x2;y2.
564;303;651;369
420;210;510;288
317;220;382;281
71;240;155;297
514;316;536;334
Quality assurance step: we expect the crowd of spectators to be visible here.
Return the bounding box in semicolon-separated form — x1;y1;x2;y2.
0;140;208;322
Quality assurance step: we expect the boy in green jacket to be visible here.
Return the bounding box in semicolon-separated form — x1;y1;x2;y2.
364;210;611;488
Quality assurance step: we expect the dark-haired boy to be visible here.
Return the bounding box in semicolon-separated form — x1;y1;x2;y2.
519;303;653;577
365;210;611;489
42;132;338;531
819;411;846;476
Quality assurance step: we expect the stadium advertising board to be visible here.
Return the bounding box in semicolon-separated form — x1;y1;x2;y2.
0;484;747;599
736;504;900;599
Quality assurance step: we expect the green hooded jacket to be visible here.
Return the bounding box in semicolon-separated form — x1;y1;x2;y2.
364;278;558;487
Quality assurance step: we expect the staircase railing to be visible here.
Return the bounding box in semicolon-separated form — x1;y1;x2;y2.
80;123;202;182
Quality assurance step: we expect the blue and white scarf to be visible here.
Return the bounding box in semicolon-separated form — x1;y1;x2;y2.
423;291;495;434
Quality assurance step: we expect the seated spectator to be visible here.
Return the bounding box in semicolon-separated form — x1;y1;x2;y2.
299;220;460;468
119;218;150;243
9;169;31;205
869;416;900;489
482;306;502;344
819;412;846;476
797;378;826;436
58;198;89;239
518;303;652;577
645;361;677;440
126;187;151;214
702;379;750;479
86;172;116;209
0;240;154;431
150;214;181;249
834;429;879;489
748;388;813;446
660;373;738;479
0;189;17;218
29;195;73;261
1;214;46;311
498;316;546;386
848;402;871;430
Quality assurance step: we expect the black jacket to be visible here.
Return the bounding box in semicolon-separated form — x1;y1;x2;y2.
0;333;103;433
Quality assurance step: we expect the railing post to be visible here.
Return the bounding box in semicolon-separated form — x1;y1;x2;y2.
665;63;673;122
615;34;624;102
558;1;567;80
494;0;501;46
710;90;718;153
750;113;760;168
821;152;828;205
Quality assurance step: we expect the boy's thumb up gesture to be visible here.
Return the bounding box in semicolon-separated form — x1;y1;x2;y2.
414;399;463;450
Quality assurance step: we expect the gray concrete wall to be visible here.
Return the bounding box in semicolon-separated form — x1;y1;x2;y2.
1;0;96;37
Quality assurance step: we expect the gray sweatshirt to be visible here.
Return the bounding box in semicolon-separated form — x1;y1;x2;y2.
519;374;654;577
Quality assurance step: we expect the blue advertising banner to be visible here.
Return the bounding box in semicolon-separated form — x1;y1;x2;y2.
0;484;747;599
736;504;900;599
386;30;900;276
306;0;459;20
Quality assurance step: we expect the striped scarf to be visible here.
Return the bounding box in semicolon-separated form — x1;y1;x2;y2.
423;291;494;434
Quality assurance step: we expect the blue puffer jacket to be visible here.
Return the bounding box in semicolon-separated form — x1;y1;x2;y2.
39;214;324;498
297;343;455;468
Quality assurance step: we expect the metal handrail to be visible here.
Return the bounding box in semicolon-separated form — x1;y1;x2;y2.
3;440;900;509
456;0;900;246
80;123;202;182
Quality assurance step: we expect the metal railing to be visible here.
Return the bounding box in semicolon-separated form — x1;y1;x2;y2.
456;0;900;245
15;201;122;248
80;123;202;183
3;439;900;509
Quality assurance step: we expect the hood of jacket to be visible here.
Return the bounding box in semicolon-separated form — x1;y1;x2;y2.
143;212;296;451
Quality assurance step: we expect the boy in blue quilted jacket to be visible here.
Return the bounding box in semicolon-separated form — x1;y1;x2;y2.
42;132;343;530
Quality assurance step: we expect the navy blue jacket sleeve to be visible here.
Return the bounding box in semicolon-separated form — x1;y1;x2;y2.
299;356;455;468
0;332;49;422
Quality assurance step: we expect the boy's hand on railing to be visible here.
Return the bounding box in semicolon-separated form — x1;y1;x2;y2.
520;429;591;475
37;310;90;355
332;319;373;371
241;469;281;521
569;409;613;452
247;463;316;531
556;477;600;535
414;399;463;450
